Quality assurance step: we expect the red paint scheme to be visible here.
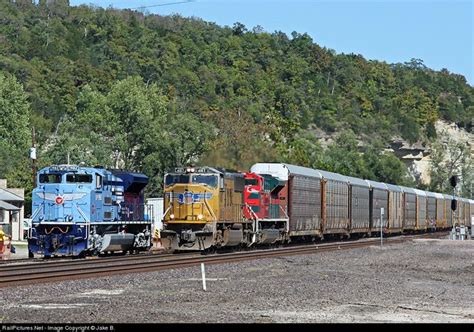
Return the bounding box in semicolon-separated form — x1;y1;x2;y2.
244;172;289;220
244;172;268;219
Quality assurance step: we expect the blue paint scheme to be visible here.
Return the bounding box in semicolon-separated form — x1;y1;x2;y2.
31;166;122;223
28;224;88;256
28;165;150;257
177;192;213;204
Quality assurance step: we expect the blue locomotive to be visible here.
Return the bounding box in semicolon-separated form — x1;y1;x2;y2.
28;165;152;258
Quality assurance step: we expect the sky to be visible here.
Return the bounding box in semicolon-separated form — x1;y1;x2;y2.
70;0;474;86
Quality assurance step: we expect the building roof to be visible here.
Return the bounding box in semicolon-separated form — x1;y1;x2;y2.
0;200;20;211
0;188;23;202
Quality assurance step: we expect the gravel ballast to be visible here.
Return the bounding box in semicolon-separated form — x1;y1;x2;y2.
1;238;473;323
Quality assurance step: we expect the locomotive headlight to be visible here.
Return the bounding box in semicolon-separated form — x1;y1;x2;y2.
197;214;203;220
170;214;175;219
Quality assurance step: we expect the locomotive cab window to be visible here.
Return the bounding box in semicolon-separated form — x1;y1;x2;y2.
164;174;190;187
66;174;93;183
245;178;258;186
39;174;62;183
191;175;218;188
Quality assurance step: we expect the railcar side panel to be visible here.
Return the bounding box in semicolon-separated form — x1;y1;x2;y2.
288;175;322;234
426;194;437;229
415;194;427;230
323;179;349;233
386;184;403;232
349;185;370;232
436;197;445;228
404;192;417;229
453;199;461;226
444;195;453;227
371;188;388;231
462;199;468;226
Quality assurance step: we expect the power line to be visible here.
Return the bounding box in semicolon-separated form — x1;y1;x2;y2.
130;0;195;10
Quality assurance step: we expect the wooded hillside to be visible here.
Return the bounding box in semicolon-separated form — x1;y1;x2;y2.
1;0;473;210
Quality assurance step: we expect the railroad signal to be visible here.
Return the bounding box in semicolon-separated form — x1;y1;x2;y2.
449;175;458;188
451;199;457;211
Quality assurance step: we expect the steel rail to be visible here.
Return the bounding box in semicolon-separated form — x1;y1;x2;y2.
0;248;172;266
0;232;448;288
0;252;192;271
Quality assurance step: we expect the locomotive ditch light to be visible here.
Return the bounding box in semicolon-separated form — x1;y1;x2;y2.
170;214;175;219
197;214;203;220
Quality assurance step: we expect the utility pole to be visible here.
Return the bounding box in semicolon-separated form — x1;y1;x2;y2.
30;127;37;188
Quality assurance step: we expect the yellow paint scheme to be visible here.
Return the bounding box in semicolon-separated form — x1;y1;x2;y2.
163;184;219;224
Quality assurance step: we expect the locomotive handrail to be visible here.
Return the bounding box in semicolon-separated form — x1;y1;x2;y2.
244;203;259;247
30;202;44;221
162;204;173;219
278;205;290;233
203;197;218;222
76;206;90;223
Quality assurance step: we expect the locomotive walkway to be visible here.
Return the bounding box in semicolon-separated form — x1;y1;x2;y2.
0;232;448;288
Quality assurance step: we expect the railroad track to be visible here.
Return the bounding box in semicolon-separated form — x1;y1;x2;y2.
0;232;448;288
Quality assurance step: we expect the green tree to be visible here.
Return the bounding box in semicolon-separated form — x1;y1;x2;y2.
429;136;473;198
0;72;33;213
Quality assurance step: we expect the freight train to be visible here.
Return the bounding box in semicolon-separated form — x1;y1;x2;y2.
160;163;474;251
28;165;152;258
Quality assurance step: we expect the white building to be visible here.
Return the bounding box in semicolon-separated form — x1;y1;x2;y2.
0;179;25;241
146;197;164;237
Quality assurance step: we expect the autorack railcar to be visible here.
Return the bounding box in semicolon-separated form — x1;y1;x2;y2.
159;162;472;251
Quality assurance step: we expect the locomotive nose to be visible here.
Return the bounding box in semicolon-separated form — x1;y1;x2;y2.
166;184;213;222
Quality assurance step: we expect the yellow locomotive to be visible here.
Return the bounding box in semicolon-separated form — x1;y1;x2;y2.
160;167;247;250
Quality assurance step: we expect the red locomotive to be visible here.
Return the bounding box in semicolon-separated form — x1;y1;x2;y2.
243;172;289;244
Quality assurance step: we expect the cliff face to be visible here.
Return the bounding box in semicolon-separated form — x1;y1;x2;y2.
390;120;473;185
